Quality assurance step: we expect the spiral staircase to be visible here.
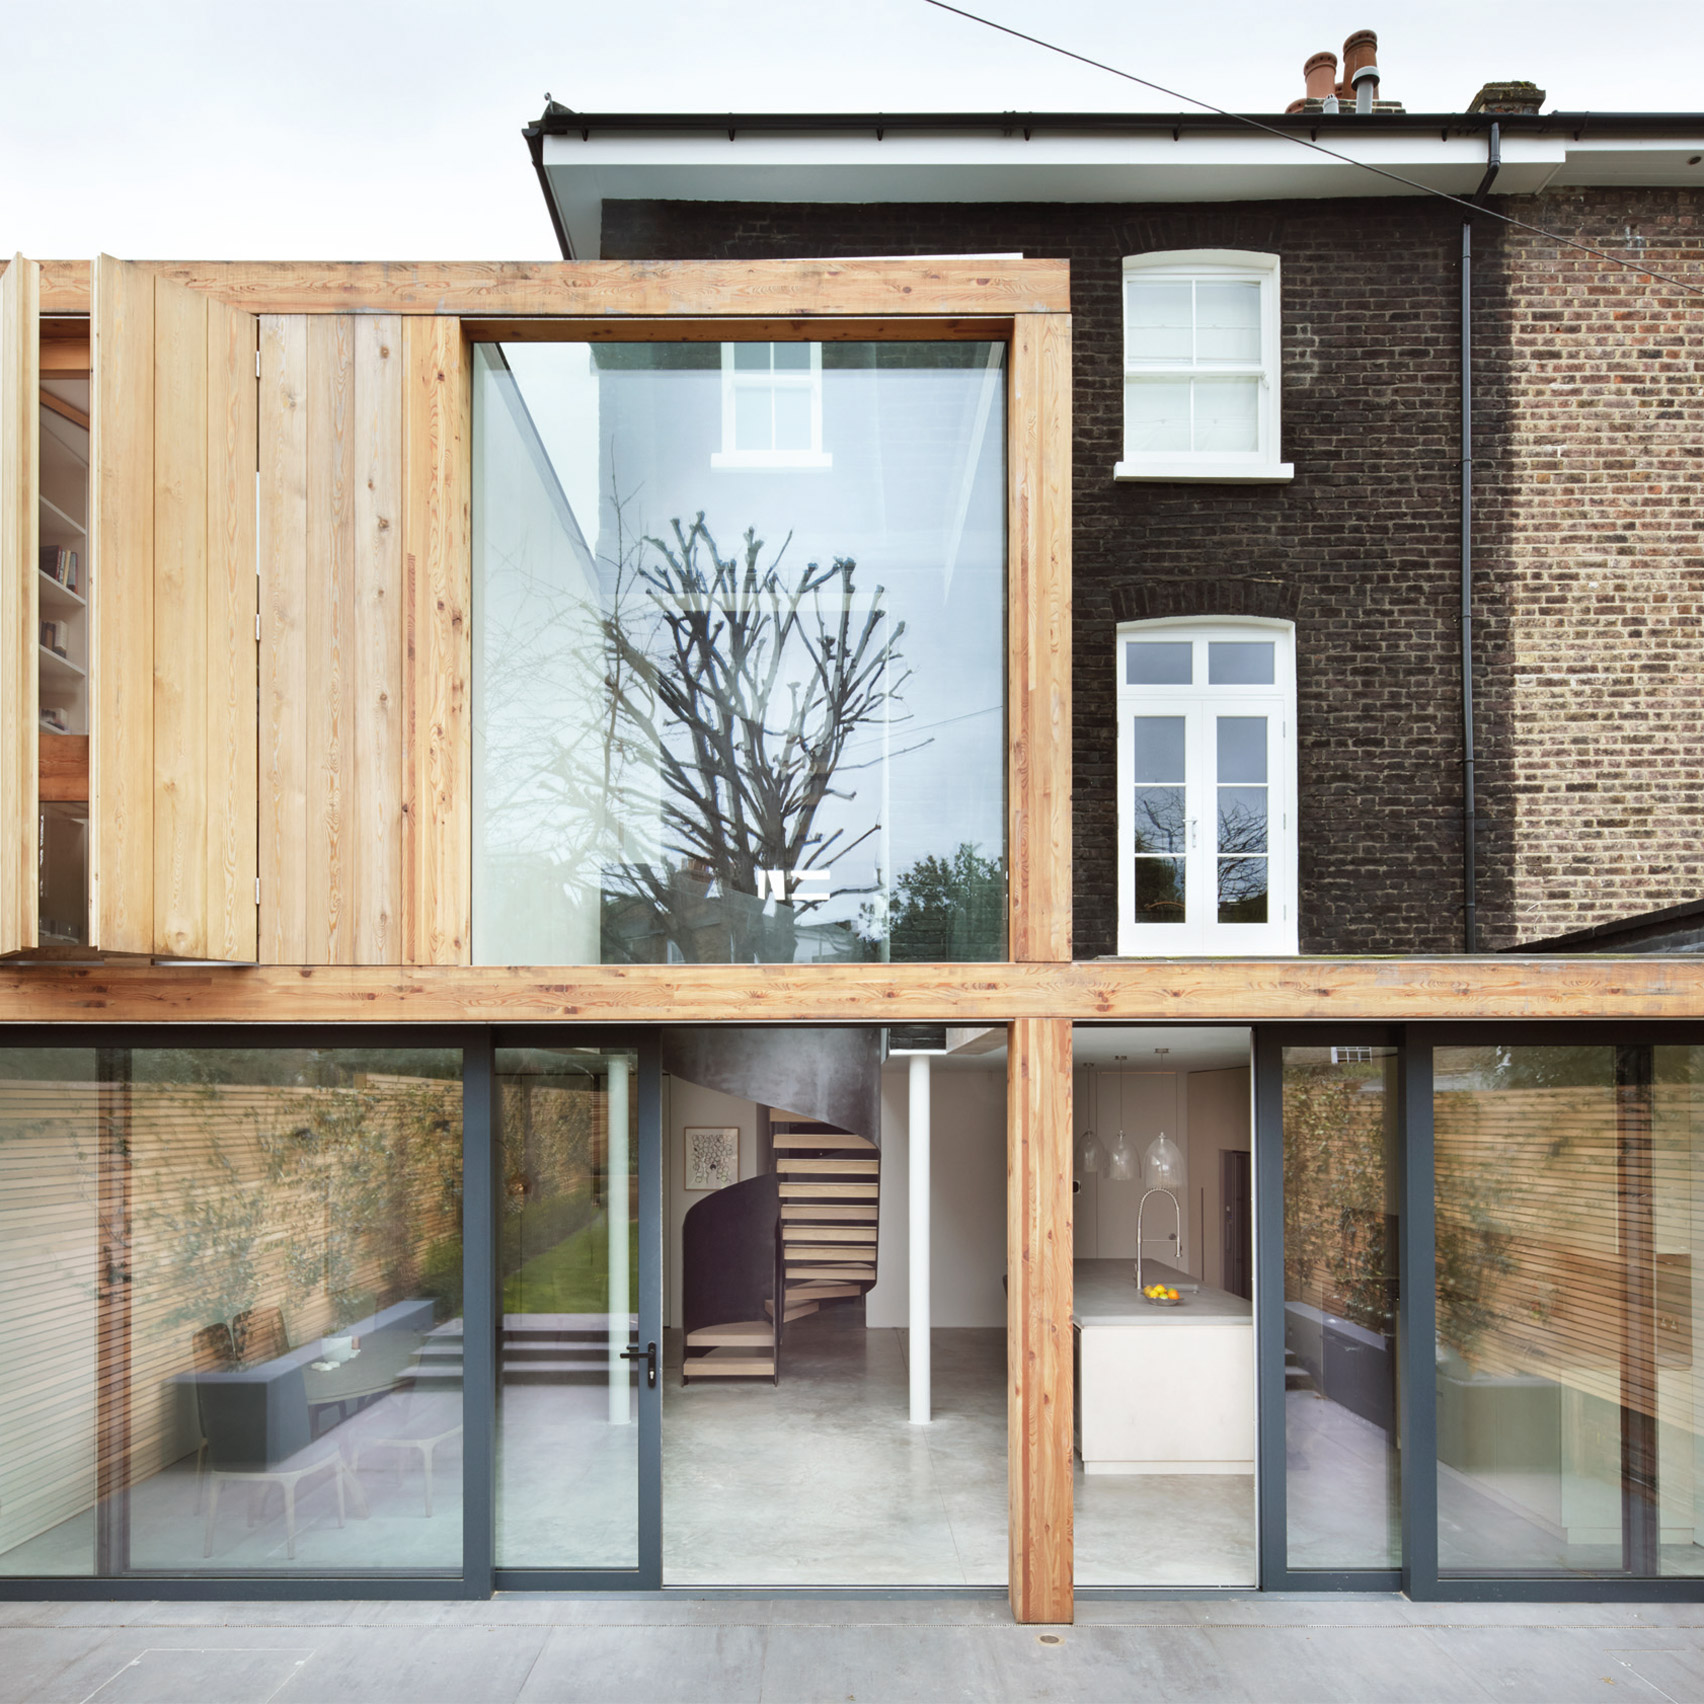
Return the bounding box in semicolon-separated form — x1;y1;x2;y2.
670;1028;882;1385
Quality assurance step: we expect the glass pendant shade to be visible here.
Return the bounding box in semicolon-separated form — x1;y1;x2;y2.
1076;1127;1105;1174
1106;1130;1137;1181
1143;1131;1183;1191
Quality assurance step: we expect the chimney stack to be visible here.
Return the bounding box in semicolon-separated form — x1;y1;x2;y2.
1342;29;1380;113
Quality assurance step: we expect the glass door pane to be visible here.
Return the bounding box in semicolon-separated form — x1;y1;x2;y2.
494;1047;644;1571
1280;1044;1402;1570
1130;714;1189;930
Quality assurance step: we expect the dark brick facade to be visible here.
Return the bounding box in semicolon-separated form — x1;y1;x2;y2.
602;188;1703;958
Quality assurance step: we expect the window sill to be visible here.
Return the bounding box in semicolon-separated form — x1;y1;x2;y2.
1113;461;1294;485
710;451;833;471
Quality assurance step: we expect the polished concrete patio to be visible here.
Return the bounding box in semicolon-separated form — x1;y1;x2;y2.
2;1593;1702;1702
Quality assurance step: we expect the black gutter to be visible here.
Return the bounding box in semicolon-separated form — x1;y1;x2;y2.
524;122;575;260
527;107;1704;140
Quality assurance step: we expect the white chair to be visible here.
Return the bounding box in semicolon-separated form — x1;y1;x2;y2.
350;1390;464;1517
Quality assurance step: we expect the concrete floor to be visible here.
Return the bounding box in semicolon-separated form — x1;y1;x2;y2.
664;1309;1257;1587
3;1594;1702;1703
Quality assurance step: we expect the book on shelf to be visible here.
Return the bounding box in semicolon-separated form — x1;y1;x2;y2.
39;619;70;658
37;546;81;594
39;707;69;733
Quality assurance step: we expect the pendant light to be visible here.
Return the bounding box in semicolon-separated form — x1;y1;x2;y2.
1075;1062;1105;1175
1107;1055;1136;1180
1143;1131;1183;1191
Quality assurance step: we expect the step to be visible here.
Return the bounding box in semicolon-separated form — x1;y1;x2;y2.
783;1222;877;1241
772;1131;875;1152
786;1265;876;1282
686;1320;776;1349
776;1158;880;1176
782;1203;879;1222
785;1282;862;1303
784;1245;877;1262
765;1297;821;1323
779;1182;879;1200
684;1349;775;1378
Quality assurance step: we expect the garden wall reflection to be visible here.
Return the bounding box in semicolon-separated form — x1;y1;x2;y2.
0;1049;464;1578
472;340;1007;966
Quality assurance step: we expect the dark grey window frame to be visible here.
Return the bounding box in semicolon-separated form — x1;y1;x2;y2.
1257;1021;1704;1604
0;1023;663;1603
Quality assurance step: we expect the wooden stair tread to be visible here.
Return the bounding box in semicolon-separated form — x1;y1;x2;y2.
782;1202;878;1221
783;1223;877;1241
785;1282;862;1301
786;1265;876;1280
685;1351;775;1376
776;1158;880;1175
779;1182;879;1199
686;1320;775;1348
785;1245;877;1261
771;1132;875;1152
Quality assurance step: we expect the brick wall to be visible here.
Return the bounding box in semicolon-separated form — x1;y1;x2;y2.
1475;189;1704;946
602;188;1704;956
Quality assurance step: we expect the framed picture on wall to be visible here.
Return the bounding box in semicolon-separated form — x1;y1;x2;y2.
683;1126;741;1192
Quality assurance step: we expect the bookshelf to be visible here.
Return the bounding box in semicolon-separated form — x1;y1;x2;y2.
37;364;89;947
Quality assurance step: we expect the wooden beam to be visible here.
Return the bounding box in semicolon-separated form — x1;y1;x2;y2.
1008;315;1072;963
1;956;1702;1024
460;316;1017;343
15;258;1071;319
1008;1017;1073;1625
38;732;88;801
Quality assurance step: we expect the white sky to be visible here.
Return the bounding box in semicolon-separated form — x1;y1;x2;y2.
4;0;1702;261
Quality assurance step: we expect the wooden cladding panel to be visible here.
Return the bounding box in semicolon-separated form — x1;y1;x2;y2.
260;315;406;964
93;256;156;954
1007;316;1072;964
0;256;39;954
151;276;210;957
38;732;88;801
401;316;470;966
205;301;259;962
1007;1017;1073;1625
20;257;1071;319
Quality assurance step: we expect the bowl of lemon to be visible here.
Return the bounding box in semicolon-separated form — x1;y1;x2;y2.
1141;1283;1183;1306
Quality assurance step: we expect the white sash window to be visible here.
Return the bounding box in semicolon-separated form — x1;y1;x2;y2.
1116;618;1299;955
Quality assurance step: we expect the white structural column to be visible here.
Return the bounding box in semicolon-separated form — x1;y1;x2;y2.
607;1053;632;1425
909;1052;932;1424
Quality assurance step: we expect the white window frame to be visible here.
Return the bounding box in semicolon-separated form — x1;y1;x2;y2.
1115;250;1292;484
1115;616;1299;956
710;341;832;470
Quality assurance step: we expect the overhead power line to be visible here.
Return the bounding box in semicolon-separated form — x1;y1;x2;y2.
922;0;1704;297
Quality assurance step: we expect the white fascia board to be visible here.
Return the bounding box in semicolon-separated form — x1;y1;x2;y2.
543;130;1573;257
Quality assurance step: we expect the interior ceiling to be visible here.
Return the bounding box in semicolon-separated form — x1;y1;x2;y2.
909;1025;1252;1073
1071;1026;1252;1073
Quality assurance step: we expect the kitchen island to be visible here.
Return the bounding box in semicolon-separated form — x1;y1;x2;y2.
1073;1258;1255;1475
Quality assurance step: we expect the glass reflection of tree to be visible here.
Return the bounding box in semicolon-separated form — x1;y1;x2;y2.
1216;789;1268;924
1131;785;1186;922
603;514;912;964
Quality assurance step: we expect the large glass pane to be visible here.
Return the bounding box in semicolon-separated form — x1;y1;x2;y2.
1125;279;1193;364
473;340;1007;965
0;1048;464;1578
1217;717;1267;784
1134;857;1187;925
1133;716;1186;783
1435;1044;1704;1578
1282;1044;1401;1569
496;1047;639;1570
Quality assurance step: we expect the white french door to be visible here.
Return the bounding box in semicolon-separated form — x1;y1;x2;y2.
1114;621;1297;955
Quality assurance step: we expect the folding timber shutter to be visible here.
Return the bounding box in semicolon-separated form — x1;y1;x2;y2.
0;256;40;955
92;257;258;958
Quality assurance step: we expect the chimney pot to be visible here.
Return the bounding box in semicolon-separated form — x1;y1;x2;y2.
1303;51;1339;102
1342;29;1379;78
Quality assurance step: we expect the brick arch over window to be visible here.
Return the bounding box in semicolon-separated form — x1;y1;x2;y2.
1110;576;1301;626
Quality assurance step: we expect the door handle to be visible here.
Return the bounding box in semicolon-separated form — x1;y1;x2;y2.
621;1341;657;1388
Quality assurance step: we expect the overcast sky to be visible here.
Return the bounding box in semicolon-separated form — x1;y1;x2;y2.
5;0;1702;260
